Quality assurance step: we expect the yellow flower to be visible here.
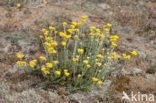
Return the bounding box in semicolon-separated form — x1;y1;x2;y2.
54;31;58;34
61;41;66;46
53;60;58;64
49;26;53;30
97;81;102;85
40;35;43;38
17;54;24;59
96;62;102;67
103;28;109;33
46;37;53;41
44;42;51;47
55;70;61;76
47;47;53;52
44;30;49;35
97;54;103;59
65;35;71;39
51;41;58;46
29;60;36;68
90;26;96;30
75;35;78;38
70;25;75;29
100;35;105;39
77;74;81;78
108;56;113;60
65;72;70;77
89;33;95;36
78;49;84;54
101;48;105;51
106;52;109;55
112;52;120;60
49;26;55;30
107;23;112;27
42;28;46;31
41;67;50;75
122;54;131;59
72;22;77;26
112;42;118;47
131;50;137;56
59;32;66;37
92;77;99;82
122;53;126;57
64;69;68;72
39;56;46;61
99;70;101;72
103;25;107;28
87;64;91;68
17;3;21;7
109;35;119;41
75;29;79;31
83;60;88;64
16;61;26;67
73;58;78;62
44;0;47;4
78;22;83;26
33;59;37;62
81;19;86;22
50;49;57;54
81;16;87;19
114;55;120;60
46;63;53;68
67;29;73;33
96;29;100;32
63;22;67;26
124;55;131;59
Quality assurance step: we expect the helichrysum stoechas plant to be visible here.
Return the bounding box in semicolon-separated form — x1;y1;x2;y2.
16;16;138;92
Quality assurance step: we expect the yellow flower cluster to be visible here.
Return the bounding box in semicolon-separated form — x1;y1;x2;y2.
109;35;119;41
16;61;26;67
29;59;37;68
46;62;53;68
131;50;137;55
17;54;24;59
41;67;50;75
122;53;131;59
112;52;120;60
64;69;70;77
96;62;102;67
92;77;102;85
16;54;26;67
108;35;119;47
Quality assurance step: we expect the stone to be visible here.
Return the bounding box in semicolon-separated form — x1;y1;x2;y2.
97;3;110;10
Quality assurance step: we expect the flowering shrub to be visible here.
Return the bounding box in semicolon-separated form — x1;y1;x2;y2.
16;16;137;92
